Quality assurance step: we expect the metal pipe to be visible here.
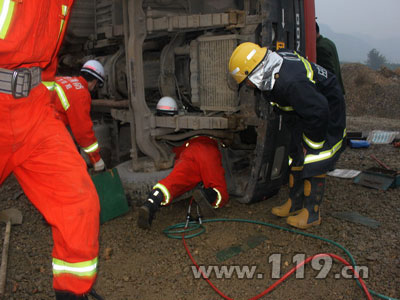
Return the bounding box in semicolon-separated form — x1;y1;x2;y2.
92;99;129;108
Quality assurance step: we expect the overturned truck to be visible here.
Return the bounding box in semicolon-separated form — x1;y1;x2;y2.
60;0;316;203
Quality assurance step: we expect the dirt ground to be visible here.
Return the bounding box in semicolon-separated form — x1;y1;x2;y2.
0;66;399;300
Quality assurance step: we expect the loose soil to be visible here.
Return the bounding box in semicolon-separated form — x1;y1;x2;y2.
0;65;399;300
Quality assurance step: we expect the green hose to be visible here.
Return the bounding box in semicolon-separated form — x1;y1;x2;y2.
163;218;398;300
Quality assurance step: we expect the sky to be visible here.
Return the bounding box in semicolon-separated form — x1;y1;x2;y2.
315;0;400;40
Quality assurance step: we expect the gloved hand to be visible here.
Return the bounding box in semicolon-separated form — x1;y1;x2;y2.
93;158;105;172
88;148;101;165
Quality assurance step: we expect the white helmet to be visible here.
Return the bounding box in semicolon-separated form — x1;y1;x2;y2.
81;60;105;87
156;96;178;115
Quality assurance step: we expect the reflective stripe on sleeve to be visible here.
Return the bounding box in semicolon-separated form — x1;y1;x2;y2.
83;141;99;154
303;133;325;150
52;257;97;278
212;188;222;208
295;52;315;84
58;5;68;37
0;0;15;39
153;183;171;205
270;101;294;112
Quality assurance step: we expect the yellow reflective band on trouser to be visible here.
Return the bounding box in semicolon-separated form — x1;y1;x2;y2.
303;133;325;150
153;183;171;205
288;129;345;166
83;141;99;154
295;52;315;84
270;102;294;112
0;0;15;39
212;188;222;208
58;5;68;37
304;138;343;164
52;257;97;278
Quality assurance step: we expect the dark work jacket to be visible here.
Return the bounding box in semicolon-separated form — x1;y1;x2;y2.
269;49;346;175
316;35;345;94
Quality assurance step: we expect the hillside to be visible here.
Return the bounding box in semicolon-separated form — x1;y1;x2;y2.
342;63;400;119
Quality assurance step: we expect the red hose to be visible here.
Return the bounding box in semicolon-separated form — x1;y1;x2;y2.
183;237;373;300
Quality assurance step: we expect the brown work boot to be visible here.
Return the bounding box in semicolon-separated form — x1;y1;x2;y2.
271;166;304;217
286;174;326;229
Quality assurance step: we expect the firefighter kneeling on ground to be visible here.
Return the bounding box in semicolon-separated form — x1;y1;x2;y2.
229;43;346;229
137;97;229;229
44;60;106;172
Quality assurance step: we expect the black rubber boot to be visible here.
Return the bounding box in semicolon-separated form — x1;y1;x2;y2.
287;174;326;229
193;188;217;217
89;289;104;300
55;292;88;300
55;289;104;300
271;166;304;217
137;188;164;229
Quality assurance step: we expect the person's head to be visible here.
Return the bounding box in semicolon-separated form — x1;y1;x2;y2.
156;96;178;116
228;42;267;89
80;60;105;91
316;22;320;38
229;42;284;92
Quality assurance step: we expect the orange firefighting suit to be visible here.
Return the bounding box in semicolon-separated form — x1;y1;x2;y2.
53;76;101;165
154;136;229;208
0;0;99;295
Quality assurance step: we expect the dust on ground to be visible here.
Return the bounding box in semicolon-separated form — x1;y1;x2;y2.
0;64;399;300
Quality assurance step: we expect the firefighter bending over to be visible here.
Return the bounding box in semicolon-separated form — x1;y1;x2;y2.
45;60;106;172
137;97;229;229
229;43;346;229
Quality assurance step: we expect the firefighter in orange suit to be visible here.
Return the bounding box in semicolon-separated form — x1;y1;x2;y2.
0;1;100;299
50;60;106;172
138;97;229;229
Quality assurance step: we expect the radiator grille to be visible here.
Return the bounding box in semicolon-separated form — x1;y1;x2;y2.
191;35;239;112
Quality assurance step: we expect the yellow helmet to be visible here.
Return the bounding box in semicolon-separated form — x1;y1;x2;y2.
228;42;267;84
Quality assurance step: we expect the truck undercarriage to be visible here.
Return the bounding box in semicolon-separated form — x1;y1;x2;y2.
60;0;310;203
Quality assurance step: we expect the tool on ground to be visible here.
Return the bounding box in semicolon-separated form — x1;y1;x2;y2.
0;208;23;297
370;154;391;170
354;167;399;190
367;130;399;144
185;198;203;228
331;211;380;229
216;235;268;262
349;139;370;148
91;168;130;224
